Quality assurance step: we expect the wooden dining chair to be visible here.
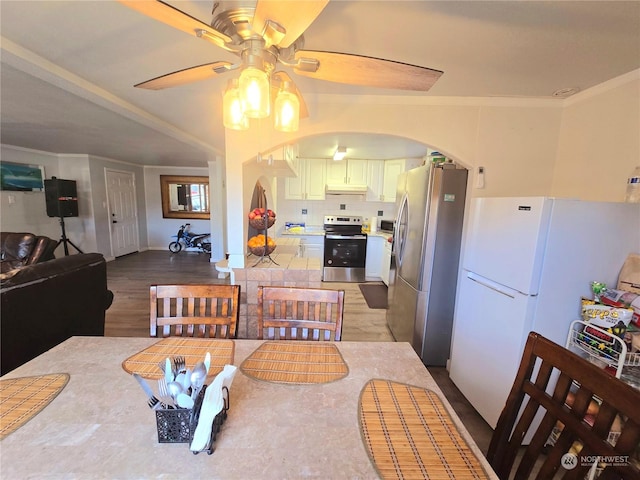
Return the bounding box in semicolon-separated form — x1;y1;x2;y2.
487;331;640;480
257;286;345;341
150;284;240;338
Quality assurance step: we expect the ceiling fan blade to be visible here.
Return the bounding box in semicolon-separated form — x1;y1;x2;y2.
253;0;329;48
293;50;443;91
135;62;233;90
119;0;232;48
271;72;309;118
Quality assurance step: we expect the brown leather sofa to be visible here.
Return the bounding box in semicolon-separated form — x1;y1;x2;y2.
0;232;58;273
1;253;113;375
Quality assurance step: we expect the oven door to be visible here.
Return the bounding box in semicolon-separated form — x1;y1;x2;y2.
323;234;367;282
324;234;367;267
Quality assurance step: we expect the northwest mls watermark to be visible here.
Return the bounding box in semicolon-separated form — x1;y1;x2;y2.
561;453;631;470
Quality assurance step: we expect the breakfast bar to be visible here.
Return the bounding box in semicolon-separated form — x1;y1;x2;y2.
0;337;497;479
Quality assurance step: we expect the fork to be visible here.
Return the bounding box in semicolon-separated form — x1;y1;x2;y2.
157;378;176;408
147;396;162;410
173;355;186;374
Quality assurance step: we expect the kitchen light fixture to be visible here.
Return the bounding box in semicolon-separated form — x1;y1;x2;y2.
239;66;270;118
274;81;300;132
223;79;249;130
223;42;300;132
333;146;347;161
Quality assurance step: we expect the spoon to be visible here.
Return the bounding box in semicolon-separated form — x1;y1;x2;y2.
167;381;184;399
190;362;207;399
176;392;194;409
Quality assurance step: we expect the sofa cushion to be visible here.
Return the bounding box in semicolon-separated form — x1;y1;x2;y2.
1;233;36;272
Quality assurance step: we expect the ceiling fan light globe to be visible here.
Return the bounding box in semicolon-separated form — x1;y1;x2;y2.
274;89;299;132
239;67;270;118
223;79;249;130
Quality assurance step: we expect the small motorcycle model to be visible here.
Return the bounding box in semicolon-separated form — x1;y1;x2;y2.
169;224;211;253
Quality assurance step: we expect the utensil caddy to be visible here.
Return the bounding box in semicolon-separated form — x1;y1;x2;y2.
155;385;230;455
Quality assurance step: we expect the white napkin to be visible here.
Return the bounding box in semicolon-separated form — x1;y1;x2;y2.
190;364;237;452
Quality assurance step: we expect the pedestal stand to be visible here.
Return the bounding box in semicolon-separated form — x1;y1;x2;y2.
55;216;83;256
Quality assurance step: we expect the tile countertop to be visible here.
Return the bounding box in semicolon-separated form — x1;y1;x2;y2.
0;337;497;479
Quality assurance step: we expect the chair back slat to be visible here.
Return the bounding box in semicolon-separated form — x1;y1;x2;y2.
150;284;240;339
257;286;345;341
487;332;640;480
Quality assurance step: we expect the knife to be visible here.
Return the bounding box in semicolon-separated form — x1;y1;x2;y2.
132;373;161;410
165;357;173;384
204;352;211;374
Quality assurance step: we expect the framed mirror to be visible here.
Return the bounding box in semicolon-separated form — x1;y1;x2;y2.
160;175;210;219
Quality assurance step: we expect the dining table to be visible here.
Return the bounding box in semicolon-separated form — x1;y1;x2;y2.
0;336;498;479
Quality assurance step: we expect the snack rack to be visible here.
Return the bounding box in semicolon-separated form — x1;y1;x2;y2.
566;320;640;378
545;320;640;451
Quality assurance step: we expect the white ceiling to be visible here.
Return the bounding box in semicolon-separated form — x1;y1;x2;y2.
1;1;639;166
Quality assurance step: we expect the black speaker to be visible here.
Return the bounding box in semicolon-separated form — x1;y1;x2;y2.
45;178;79;217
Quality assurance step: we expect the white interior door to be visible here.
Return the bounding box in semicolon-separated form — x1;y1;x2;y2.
106;169;139;257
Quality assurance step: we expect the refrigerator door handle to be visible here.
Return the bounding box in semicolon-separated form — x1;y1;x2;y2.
394;194;408;265
466;271;518;299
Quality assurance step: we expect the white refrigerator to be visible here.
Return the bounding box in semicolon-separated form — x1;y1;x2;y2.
449;197;640;428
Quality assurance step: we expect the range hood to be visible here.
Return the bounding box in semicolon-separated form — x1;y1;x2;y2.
325;184;368;195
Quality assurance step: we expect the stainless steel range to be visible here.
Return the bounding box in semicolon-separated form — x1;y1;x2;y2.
323;215;367;282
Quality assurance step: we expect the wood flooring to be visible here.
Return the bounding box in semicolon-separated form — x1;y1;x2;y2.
105;250;493;453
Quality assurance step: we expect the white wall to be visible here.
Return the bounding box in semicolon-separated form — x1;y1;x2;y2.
0;145;63;251
1;145;149;259
552;71;640;201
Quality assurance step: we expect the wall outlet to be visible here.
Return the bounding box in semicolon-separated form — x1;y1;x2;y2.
301;208;307;214
377;210;383;216
340;204;346;210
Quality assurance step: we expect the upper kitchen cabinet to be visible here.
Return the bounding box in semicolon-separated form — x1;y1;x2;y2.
382;159;406;202
368;159;414;202
285;158;326;200
326;159;368;186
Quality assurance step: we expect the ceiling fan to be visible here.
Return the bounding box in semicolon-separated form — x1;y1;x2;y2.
119;0;443;131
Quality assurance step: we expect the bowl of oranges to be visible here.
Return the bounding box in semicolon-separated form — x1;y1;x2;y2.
247;234;276;256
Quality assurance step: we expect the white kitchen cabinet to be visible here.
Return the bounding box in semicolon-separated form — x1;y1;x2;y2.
367;160;384;201
326;159;368;186
285;159;326;200
365;235;384;280
299;236;324;259
381;159;405;203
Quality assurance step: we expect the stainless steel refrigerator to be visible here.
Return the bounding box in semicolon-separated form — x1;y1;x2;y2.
386;162;468;366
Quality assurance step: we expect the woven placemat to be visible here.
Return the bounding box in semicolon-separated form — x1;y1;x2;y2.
359;379;491;480
240;341;349;384
122;337;235;379
0;373;69;440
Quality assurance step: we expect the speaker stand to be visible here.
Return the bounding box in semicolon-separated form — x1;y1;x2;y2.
55;217;83;256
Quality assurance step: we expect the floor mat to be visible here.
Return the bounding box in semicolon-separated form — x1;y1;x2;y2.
359;283;388;309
